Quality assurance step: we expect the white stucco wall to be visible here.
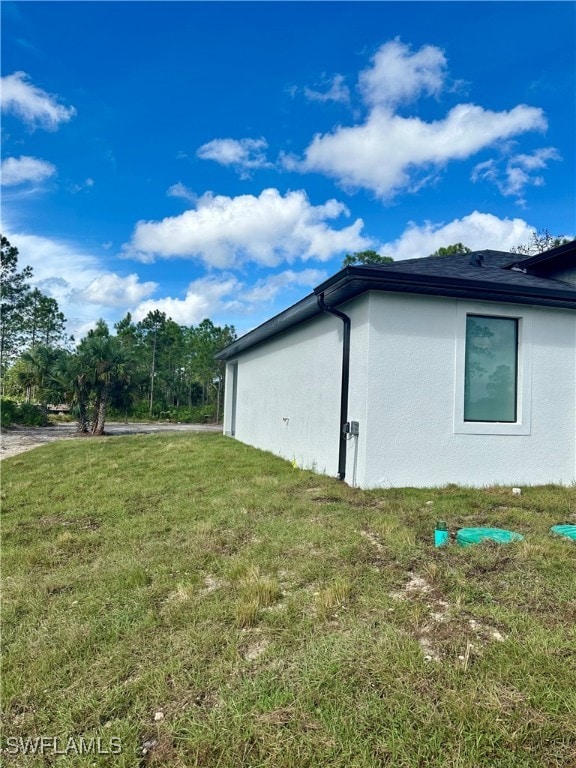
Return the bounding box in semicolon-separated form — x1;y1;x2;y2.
222;312;345;477
362;293;576;488
222;291;575;489
343;295;371;488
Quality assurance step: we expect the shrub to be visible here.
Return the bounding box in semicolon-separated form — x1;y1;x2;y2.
164;405;217;423
18;403;49;426
1;399;17;428
104;403;219;424
1;399;49;427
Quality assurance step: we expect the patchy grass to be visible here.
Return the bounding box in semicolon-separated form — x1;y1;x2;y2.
1;433;575;767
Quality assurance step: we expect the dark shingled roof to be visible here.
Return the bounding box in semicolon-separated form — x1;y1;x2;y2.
317;249;576;292
504;238;576;276
216;244;576;361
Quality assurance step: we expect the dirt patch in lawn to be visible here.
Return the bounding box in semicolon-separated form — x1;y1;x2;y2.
0;422;221;460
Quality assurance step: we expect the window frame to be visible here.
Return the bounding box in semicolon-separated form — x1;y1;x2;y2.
454;303;532;435
464;313;519;423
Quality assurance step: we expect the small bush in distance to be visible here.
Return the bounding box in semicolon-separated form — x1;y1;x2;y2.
1;399;49;427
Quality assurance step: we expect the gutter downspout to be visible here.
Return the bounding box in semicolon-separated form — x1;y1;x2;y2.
317;293;350;481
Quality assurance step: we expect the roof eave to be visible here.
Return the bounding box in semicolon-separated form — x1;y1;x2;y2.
503;239;576;270
316;266;576;304
216;267;576;361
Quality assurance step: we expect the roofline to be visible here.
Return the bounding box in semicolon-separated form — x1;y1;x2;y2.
504;238;576;269
315;264;576;302
216;263;576;361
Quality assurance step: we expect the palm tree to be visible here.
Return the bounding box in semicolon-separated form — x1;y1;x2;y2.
17;345;64;407
75;330;133;435
53;352;91;433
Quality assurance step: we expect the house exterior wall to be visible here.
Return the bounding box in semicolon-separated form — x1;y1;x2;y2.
222;291;575;489
222;309;354;477
342;295;371;487
362;293;576;488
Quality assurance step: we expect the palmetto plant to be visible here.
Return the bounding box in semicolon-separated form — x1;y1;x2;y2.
53;353;92;433
16;345;65;407
75;330;134;435
43;320;136;435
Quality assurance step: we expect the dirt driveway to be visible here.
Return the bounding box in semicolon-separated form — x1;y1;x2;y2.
0;422;222;461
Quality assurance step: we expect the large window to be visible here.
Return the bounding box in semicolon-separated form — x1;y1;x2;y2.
464;315;518;422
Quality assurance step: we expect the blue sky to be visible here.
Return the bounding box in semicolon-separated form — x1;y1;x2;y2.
2;1;575;339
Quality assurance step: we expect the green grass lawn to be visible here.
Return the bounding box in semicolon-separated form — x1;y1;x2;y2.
1;433;575;767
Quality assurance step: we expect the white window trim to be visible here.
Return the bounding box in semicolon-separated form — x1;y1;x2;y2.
454;303;532;435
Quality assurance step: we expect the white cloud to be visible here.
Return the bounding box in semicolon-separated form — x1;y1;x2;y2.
244;268;326;303
4;230;103;289
0;228;157;337
470;159;497;184
304;74;350;104
378;211;536;261
510;147;560;172
292;103;547;200
0;71;76;130
123;188;372;268
472;147;561;201
70;177;95;194
359;39;447;108
132;275;242;325
0;155;56;186
131;268;328;328
196;137;271;178
74;273;158;308
286;39;550;200
167;182;197;203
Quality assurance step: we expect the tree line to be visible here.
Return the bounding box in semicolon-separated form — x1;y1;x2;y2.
1;235;236;433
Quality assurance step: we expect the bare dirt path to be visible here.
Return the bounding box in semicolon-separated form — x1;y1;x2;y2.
0;422;222;461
